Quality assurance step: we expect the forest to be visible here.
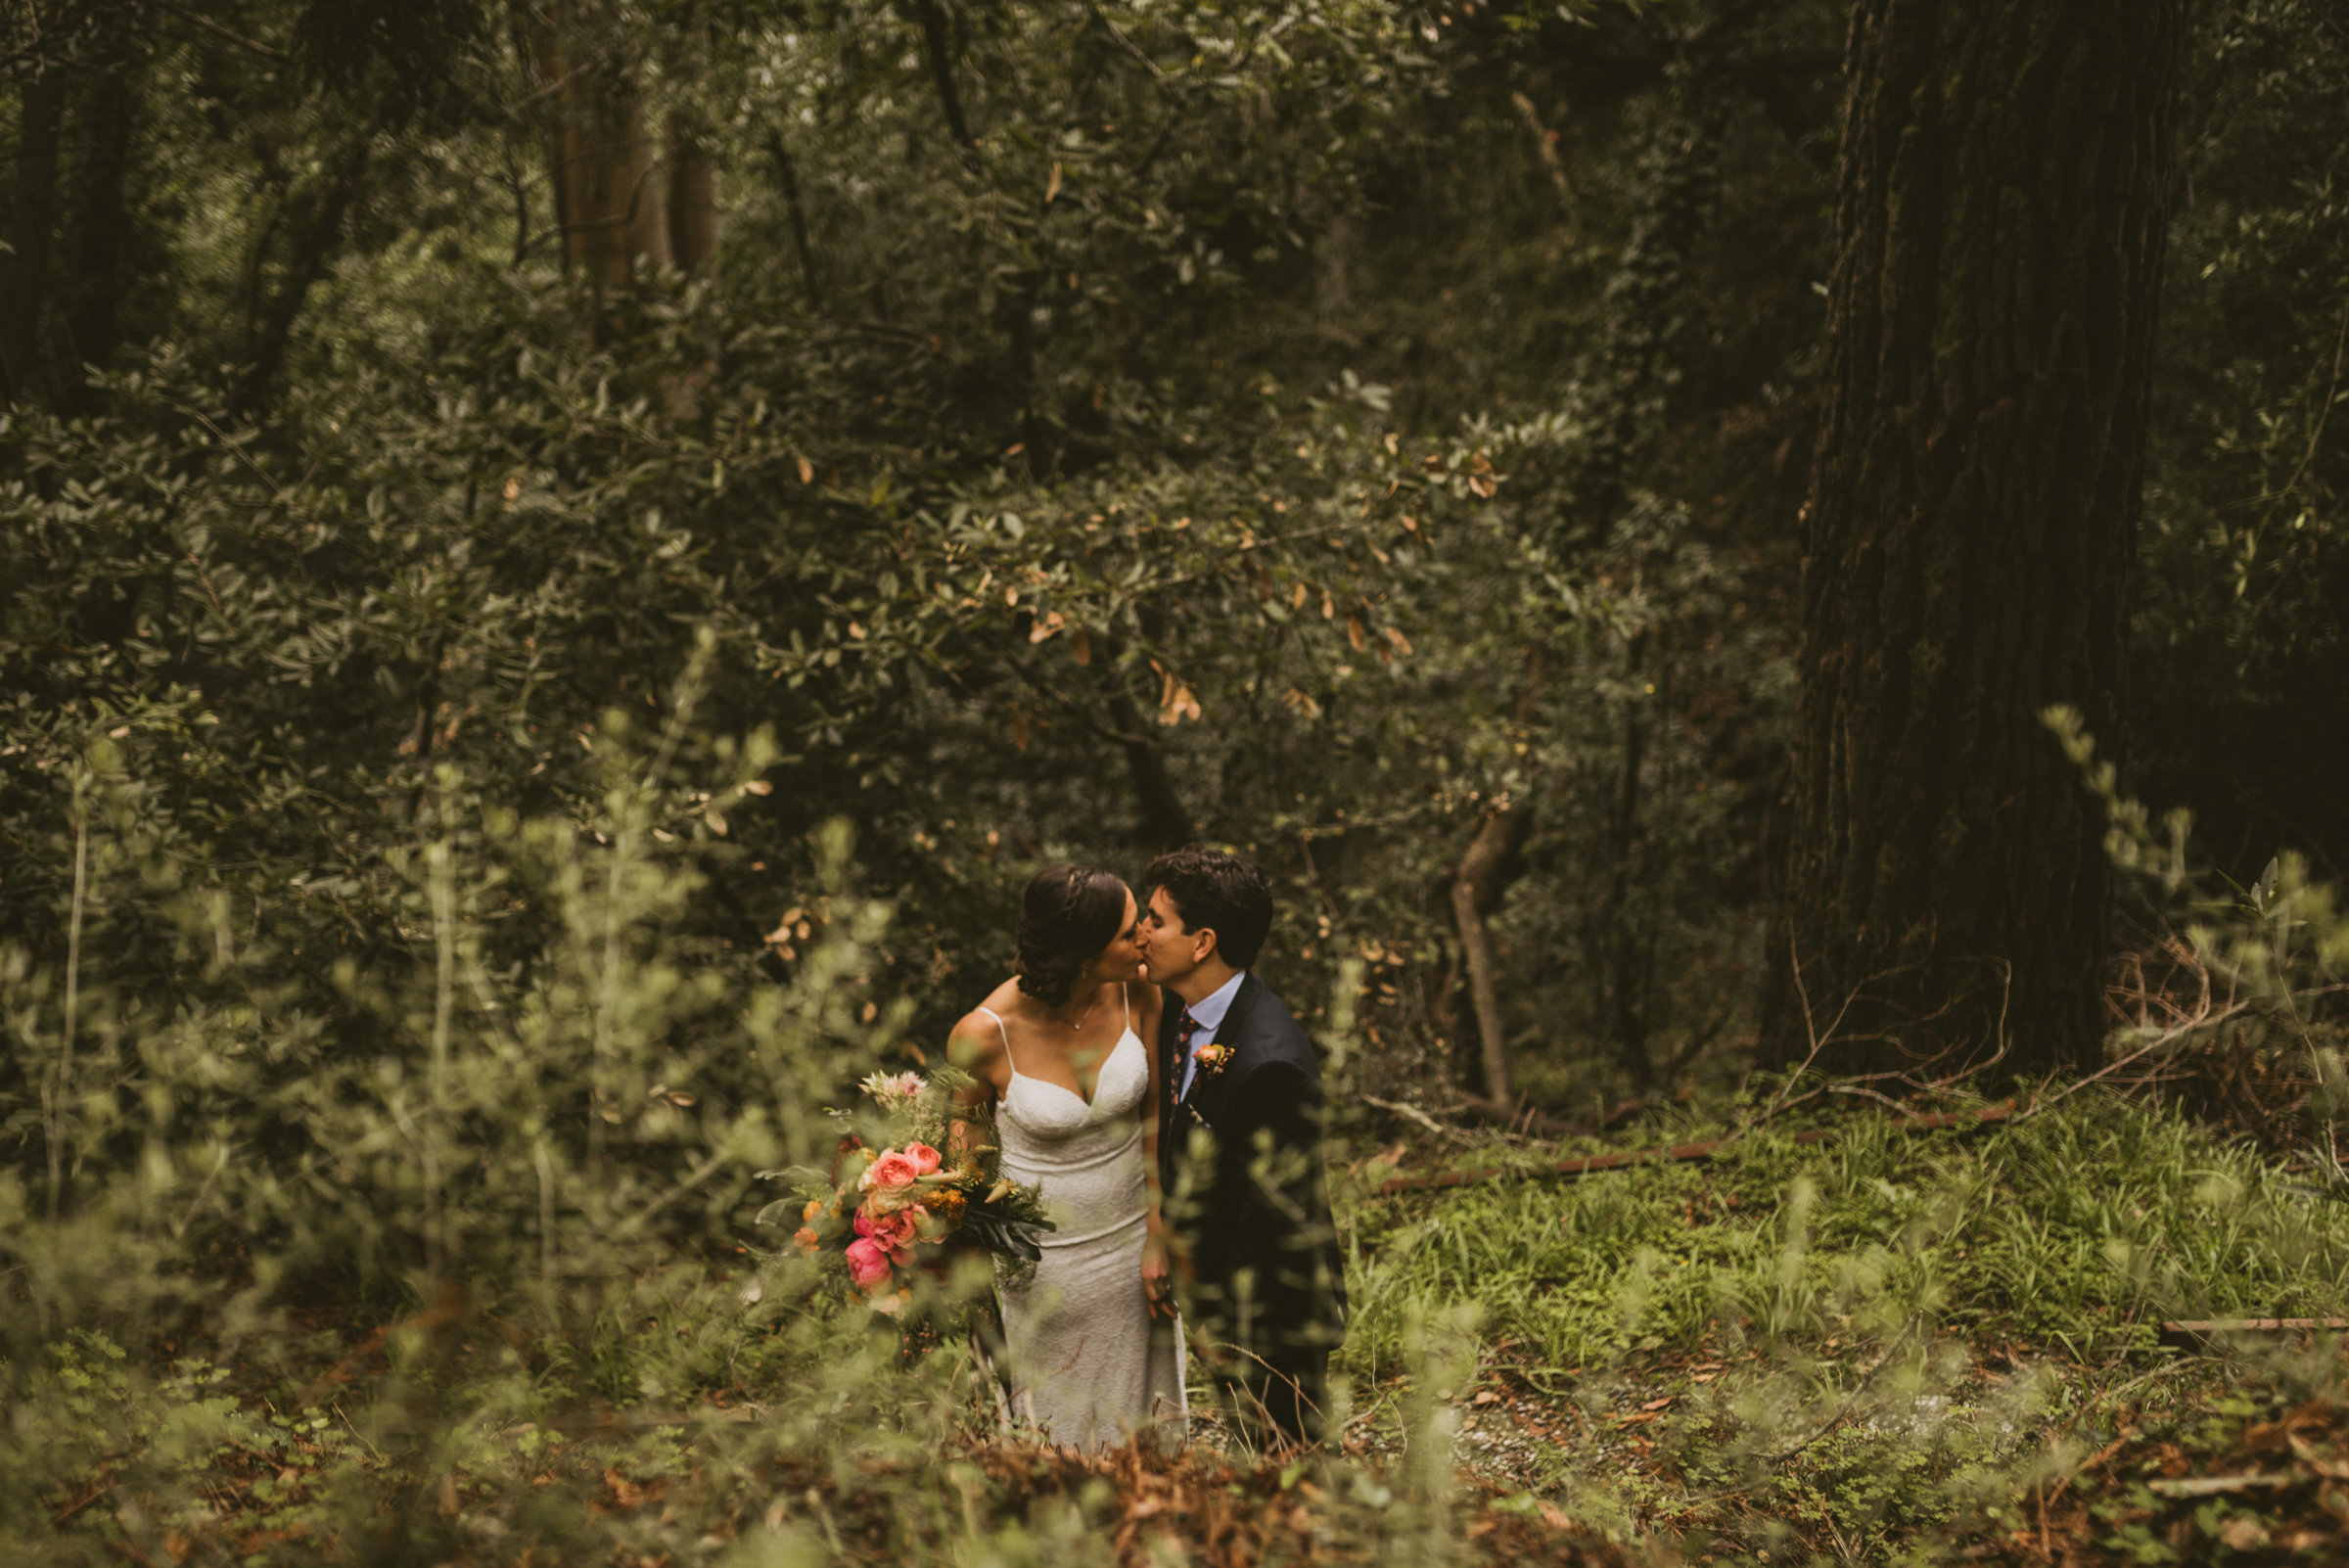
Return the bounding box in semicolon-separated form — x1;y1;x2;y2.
3;0;2347;1561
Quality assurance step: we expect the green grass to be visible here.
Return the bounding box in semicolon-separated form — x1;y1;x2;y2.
1317;1093;2349;1556
21;1091;2349;1565
1339;1094;2349;1374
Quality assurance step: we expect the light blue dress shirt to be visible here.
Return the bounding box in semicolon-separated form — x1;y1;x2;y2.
1175;971;1248;1102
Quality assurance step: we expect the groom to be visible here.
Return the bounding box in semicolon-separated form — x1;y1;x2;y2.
1138;848;1346;1448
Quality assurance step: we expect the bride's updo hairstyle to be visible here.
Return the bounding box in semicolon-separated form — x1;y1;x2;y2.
1015;863;1129;1007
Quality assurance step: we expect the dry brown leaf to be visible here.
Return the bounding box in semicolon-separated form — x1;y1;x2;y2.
2221;1516;2271;1549
1159;680;1201;726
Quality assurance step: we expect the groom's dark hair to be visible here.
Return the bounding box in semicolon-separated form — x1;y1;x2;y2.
1143;848;1273;969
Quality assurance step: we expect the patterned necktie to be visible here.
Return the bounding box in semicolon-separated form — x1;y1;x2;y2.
1174;1005;1199;1098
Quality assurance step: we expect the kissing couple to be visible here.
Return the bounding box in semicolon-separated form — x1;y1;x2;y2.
948;848;1348;1453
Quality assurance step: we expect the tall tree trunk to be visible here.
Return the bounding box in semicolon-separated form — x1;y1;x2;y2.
899;0;976;165
59;36;140;412
237;137;372;414
1603;636;1654;1085
529;10;669;287
1105;684;1192;852
764;127;823;308
1763;0;2185;1081
1450;804;1535;1106
665;108;716;282
0;64;69;407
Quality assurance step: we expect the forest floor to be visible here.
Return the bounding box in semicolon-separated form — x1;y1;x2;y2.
36;1092;2349;1566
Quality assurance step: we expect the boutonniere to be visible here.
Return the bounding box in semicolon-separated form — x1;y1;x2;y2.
1192;1041;1233;1081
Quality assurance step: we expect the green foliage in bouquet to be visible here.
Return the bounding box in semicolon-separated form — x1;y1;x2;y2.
757;1067;1052;1317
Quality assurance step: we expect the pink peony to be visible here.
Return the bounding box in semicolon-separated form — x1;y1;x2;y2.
871;1207;920;1256
905;1142;943;1176
854;1204;919;1256
844;1236;894;1291
863;1149;921;1189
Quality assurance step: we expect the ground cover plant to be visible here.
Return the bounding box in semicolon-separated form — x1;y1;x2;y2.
6;0;2349;1563
13;1081;2349;1564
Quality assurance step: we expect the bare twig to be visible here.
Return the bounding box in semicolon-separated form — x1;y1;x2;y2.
2273;290;2349;507
155;0;283;60
1085;0;1164;77
1361;1095;1448;1135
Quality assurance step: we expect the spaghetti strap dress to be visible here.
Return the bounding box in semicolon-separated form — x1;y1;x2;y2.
978;997;1186;1450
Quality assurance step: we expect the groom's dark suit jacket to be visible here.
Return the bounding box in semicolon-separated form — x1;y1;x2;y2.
1157;974;1347;1359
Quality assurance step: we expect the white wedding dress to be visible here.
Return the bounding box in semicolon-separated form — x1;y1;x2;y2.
979;1001;1186;1450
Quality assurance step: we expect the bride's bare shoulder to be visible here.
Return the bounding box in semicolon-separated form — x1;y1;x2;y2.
945;984;1019;1074
1124;979;1163;1032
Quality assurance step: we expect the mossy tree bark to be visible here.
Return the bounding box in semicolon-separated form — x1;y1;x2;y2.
1765;0;2185;1081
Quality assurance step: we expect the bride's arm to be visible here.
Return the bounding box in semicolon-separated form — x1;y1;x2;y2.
944;1010;1009;1166
1134;982;1180;1319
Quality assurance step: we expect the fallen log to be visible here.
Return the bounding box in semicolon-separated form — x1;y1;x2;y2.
2157;1317;2349;1350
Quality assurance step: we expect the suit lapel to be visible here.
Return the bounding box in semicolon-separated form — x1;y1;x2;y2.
1177;972;1261;1119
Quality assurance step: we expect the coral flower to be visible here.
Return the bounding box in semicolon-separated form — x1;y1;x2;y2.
844;1236;894;1291
862;1149;921;1190
792;1227;821;1255
905;1142;943;1176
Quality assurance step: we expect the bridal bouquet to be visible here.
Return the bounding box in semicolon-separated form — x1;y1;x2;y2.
759;1068;1051;1315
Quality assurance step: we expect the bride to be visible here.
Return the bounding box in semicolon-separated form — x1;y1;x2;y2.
948;863;1185;1450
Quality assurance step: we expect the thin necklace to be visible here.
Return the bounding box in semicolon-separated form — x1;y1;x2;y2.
1058;990;1099;1032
